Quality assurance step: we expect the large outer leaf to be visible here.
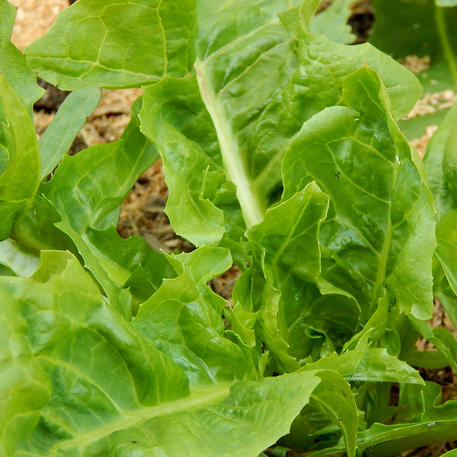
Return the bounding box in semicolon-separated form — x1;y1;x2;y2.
0;76;41;239
24;0;197;89
282;67;435;320
0;0;44;109
2;249;356;457
140;1;420;247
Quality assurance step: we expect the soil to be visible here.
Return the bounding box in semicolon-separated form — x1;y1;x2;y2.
9;1;457;456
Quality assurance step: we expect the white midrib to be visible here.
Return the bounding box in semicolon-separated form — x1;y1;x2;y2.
194;61;264;228
46;383;231;454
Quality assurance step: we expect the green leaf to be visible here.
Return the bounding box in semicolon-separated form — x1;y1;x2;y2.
133;247;254;384
310;370;358;457
39;101;163;315
0;0;44;109
24;0;198;90
282;66;435;320
140;75;244;247
3;249;348;457
140;3;420;247
245;182;359;369
0;75;41;239
308;381;457;456
39;87;101;178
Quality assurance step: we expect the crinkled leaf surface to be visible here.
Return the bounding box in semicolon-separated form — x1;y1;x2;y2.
245;182;359;370
1;249;352;457
282;67;435;320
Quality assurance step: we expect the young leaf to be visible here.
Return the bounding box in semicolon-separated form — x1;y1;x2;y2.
246;182;358;370
39;87;101;178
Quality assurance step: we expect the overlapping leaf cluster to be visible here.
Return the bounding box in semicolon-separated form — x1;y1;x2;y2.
1;0;457;455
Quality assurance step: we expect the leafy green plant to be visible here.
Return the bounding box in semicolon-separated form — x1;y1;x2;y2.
2;0;457;456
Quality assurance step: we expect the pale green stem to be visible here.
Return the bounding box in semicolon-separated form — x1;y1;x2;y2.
194;61;264;228
435;6;457;91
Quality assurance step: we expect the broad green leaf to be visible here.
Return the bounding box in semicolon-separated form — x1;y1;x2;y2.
3;249;350;457
25;0;198;90
39;87;101;178
309;0;355;44
0;0;44;109
0;75;41;240
140;2;420;247
0;279;50;456
140;75;244;247
282;66;435;320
